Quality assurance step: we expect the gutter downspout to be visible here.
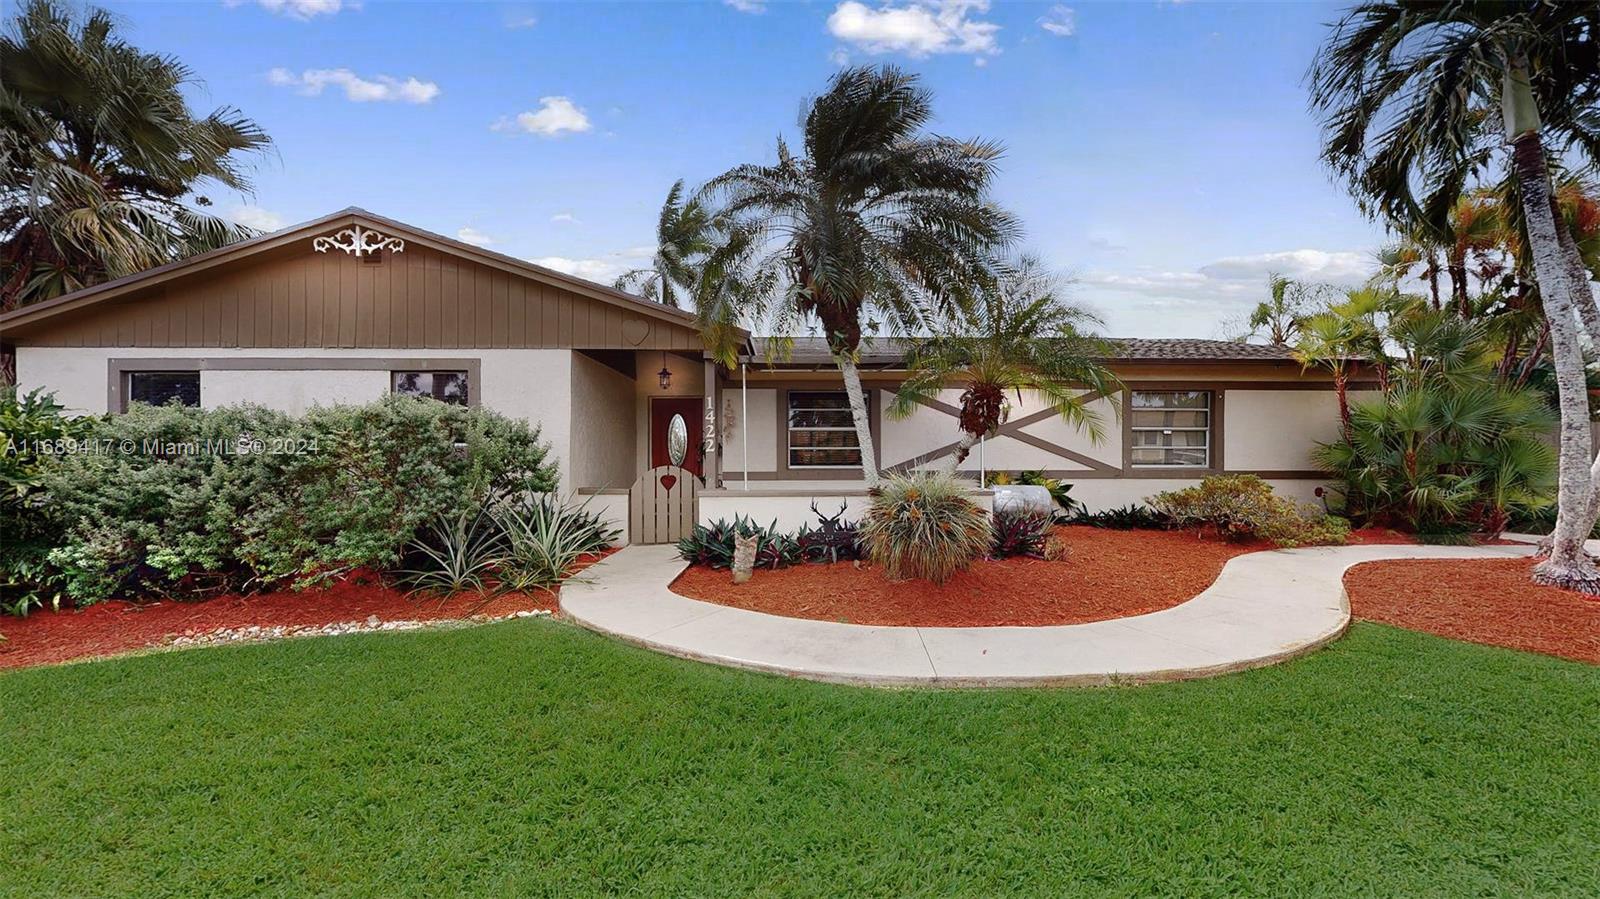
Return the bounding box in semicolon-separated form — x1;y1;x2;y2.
741;358;749;491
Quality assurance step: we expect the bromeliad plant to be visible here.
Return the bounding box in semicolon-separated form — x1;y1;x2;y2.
989;507;1053;559
859;471;992;584
677;516;802;570
887;256;1121;474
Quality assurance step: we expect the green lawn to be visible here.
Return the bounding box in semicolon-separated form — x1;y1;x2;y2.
3;621;1597;897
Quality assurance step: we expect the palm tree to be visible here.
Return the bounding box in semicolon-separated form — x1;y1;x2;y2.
1309;1;1600;590
615;180;770;367
1294;288;1394;441
614;180;721;310
703;66;1018;485
886;256;1120;475
0;0;270;313
1239;272;1329;345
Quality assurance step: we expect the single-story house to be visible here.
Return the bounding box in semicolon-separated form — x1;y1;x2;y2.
1;208;1360;544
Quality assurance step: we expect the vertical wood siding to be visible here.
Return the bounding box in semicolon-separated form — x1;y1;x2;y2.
20;243;701;351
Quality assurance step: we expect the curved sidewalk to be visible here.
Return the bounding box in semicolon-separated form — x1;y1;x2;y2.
559;542;1534;688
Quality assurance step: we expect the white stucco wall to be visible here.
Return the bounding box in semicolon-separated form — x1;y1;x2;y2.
579;492;631;546
719;387;777;473
1221;390;1343;471
1066;478;1333;512
569;353;637;491
879;387;1121;473
15;345;578;488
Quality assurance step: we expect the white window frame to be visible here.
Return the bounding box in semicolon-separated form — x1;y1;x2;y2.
1129;390;1212;468
787;390;867;469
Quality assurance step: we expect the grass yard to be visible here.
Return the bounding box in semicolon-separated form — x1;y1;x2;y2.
3;621;1597;897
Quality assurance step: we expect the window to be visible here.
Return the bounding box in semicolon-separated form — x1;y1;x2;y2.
127;371;199;409
392;370;469;405
788;391;865;468
1129;390;1212;467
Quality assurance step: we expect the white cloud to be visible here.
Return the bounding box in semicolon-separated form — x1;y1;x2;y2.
456;226;494;247
491;97;593;137
1038;5;1076;37
826;0;999;58
550;212;580;224
724;0;766;12
226;204;285;232
226;0;346;20
529;248;650;284
1078;249;1378;338
504;11;537;28
267;67;439;104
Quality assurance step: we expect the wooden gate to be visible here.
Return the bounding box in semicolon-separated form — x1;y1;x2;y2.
629;465;700;544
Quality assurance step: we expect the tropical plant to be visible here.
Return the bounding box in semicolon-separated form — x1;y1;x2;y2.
493;494;619;593
988;470;1084;520
1308;0;1600;588
1071;504;1169;530
1294;287;1395;439
1314;307;1557;539
676;516;801;570
398;505;505;596
887;255;1120;474
703;65;1019;484
1149;475;1350;548
859;471;992;583
989;507;1053;559
1239;273;1333;345
0;0;270;314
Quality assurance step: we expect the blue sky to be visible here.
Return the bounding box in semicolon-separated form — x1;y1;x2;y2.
106;0;1389;337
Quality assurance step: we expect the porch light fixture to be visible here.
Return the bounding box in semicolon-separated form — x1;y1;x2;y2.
657;353;672;390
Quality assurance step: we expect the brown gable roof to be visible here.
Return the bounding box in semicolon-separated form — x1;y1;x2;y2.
750;336;1297;366
0;207;718;340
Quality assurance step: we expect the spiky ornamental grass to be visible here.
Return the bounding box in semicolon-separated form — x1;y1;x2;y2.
860;472;991;584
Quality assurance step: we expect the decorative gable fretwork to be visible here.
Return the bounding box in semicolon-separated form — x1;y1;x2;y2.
312;225;406;257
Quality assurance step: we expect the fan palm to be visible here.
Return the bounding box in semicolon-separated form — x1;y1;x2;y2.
0;0;269;314
1294;287;1397;439
703;65;1018;485
887;256;1120;475
1309;0;1600;588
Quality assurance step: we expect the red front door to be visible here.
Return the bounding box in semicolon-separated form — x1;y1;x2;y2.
650;397;704;478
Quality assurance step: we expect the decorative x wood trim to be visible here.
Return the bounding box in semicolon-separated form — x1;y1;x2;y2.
883;391;1122;475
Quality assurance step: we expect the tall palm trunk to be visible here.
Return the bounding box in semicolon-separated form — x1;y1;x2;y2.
1447;253;1470;316
1504;63;1600;591
943;430;981;476
833;352;880;487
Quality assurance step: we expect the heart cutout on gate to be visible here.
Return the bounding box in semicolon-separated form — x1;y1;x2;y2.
659;473;678;492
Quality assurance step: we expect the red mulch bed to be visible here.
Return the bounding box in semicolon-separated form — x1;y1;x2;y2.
1345;557;1600;664
0;552;612;671
671;526;1277;628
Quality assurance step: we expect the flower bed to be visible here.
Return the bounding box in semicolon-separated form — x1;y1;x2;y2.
670;526;1261;627
1345;558;1600;664
0;552;611;670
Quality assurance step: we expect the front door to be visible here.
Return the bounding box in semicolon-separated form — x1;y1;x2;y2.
650;397;704;479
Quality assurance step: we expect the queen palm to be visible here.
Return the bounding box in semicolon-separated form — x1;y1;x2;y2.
1310;0;1600;589
614;180;722;310
887;256;1120;475
704;66;1018;485
0;0;270;313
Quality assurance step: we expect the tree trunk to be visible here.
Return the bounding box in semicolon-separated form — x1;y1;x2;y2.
942;430;981;476
1426;253;1442;310
1504;63;1600;591
1448;256;1470;316
1334;369;1352;443
834;352;880;487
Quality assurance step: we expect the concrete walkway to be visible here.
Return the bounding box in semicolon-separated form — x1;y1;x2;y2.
560;542;1535;688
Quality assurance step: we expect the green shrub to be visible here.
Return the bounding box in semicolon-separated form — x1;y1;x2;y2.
1072;504;1169;530
677;516;801;570
860;472;992;583
37;396;555;607
1148;475;1349;547
990;507;1053;558
0;388;97;614
492;495;620;593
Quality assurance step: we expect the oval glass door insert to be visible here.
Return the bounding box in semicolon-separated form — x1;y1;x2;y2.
666;413;689;466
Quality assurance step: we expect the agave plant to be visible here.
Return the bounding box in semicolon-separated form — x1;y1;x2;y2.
396;504;505;596
494;494;620;593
